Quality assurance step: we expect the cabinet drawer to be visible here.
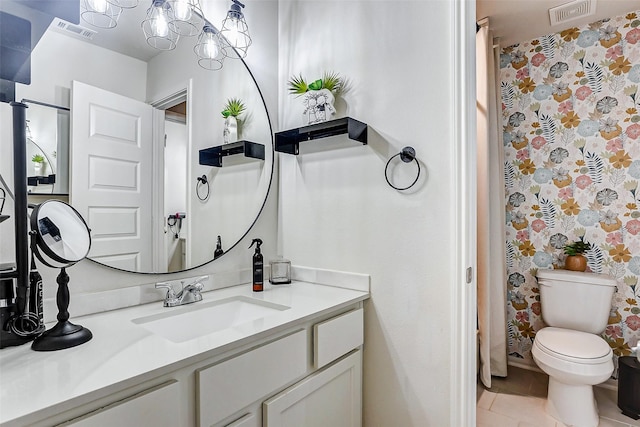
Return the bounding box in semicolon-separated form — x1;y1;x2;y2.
314;308;363;369
58;380;180;426
197;329;307;426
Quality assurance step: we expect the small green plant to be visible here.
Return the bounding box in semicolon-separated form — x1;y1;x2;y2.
564;241;591;256
287;71;344;96
221;98;246;118
31;154;45;164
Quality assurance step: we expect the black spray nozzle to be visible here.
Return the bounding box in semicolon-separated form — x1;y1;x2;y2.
249;238;263;251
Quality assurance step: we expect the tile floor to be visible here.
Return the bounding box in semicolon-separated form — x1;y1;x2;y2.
476;366;640;427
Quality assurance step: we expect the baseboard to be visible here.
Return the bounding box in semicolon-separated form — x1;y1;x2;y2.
507;356;541;373
507;356;619;392
597;378;619;392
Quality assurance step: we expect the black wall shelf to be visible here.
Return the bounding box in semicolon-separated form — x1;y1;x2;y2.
199;140;265;167
275;117;368;155
27;174;56;186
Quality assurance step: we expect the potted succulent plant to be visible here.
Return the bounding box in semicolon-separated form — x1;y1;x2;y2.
564;241;591;272
287;71;344;125
32;154;45;175
221;98;246;144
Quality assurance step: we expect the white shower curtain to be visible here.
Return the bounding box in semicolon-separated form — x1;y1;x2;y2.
476;18;508;388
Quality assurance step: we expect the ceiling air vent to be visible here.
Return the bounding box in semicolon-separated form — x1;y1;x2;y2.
51;18;97;41
549;0;596;26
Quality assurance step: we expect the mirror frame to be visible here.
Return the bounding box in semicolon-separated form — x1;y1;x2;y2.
30;199;92;268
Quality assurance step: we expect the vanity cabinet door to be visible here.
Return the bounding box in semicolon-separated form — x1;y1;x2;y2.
197;330;307;427
58;380;180;426
263;350;362;427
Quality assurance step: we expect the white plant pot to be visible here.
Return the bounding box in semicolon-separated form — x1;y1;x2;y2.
302;89;336;125
223;116;238;144
33;162;44;175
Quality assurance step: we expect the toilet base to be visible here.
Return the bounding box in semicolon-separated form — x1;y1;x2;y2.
546;377;599;427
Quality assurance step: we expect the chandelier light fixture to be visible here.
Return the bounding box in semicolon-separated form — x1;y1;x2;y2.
80;0;123;29
194;23;227;70
167;0;204;37
81;0;252;70
142;0;180;50
112;0;140;7
219;0;251;59
81;0;139;28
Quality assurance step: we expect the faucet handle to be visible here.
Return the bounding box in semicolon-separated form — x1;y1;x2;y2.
184;275;208;290
155;282;176;298
190;282;204;292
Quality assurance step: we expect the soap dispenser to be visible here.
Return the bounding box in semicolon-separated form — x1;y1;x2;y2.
249;238;263;292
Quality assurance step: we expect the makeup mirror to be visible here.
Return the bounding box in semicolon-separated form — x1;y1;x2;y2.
30;200;91;267
30;200;92;351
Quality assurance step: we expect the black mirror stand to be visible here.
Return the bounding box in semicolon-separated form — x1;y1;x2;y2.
31;267;92;351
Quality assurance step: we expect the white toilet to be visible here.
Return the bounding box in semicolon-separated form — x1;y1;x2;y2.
532;269;616;427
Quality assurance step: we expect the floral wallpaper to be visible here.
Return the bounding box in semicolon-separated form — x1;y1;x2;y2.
500;11;640;365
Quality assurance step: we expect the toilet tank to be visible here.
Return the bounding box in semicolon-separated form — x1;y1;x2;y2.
536;269;616;334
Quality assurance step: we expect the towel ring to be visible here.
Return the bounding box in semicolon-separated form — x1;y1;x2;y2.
196;175;210;201
385;146;420;191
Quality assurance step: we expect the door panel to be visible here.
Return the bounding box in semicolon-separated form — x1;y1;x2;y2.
71;81;157;271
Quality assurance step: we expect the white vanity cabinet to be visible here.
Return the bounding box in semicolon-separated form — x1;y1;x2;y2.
199;308;364;427
0;283;368;427
262;308;364;427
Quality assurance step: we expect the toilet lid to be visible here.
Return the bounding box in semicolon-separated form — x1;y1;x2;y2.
535;327;612;363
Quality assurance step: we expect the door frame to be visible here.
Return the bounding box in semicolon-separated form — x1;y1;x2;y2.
451;0;477;425
150;80;193;271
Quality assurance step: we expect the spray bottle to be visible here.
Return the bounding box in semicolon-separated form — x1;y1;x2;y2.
249;238;263;292
214;235;224;259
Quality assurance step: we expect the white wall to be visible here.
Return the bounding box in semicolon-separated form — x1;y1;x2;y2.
278;1;465;424
0;1;280;298
17;30;148;106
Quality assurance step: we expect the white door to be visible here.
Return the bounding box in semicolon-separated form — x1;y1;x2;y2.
263;350;362;427
71;81;158;272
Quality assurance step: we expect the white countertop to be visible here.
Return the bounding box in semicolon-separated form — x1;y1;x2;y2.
0;281;368;426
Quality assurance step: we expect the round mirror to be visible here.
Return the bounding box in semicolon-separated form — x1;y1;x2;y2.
30;200;91;268
21;4;274;274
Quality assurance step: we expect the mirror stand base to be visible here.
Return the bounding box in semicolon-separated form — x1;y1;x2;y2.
31;321;92;352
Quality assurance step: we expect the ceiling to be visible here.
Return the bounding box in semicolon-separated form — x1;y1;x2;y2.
477;0;640;47
60;4;164;62
45;1;640;61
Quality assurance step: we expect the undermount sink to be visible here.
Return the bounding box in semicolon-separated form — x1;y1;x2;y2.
132;296;290;343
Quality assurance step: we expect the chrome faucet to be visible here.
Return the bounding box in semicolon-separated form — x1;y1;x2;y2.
155;276;208;307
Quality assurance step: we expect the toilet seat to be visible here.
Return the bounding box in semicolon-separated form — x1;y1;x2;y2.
535;327;612;364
